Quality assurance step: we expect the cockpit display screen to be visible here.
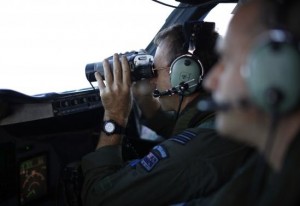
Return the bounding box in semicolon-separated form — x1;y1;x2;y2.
19;154;48;205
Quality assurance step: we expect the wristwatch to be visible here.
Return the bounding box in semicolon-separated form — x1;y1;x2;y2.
102;120;126;136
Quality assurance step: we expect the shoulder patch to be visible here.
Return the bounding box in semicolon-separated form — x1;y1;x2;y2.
169;130;196;145
153;145;169;159
129;159;140;168
140;152;159;172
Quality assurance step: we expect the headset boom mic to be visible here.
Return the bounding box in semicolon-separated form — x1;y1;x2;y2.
197;98;251;112
197;99;231;112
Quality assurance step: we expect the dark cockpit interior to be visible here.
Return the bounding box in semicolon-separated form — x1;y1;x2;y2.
0;1;238;205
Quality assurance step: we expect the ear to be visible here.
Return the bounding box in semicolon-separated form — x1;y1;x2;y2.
244;30;300;114
169;54;204;96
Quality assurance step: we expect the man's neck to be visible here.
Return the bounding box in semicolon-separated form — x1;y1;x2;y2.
266;112;300;171
178;92;202;113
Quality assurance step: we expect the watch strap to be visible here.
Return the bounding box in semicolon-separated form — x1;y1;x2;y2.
102;120;126;136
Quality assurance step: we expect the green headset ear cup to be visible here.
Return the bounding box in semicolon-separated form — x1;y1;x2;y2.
245;39;300;114
170;54;204;96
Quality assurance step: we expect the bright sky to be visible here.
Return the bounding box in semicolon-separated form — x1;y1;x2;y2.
205;3;235;38
0;0;177;95
0;1;235;95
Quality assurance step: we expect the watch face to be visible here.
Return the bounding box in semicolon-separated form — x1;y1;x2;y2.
104;122;115;133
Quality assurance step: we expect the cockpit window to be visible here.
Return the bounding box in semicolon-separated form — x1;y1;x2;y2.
0;0;177;95
204;3;236;36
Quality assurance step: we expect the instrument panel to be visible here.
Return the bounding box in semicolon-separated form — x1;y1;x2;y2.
0;88;142;205
0;88;102;205
19;154;48;205
0;88;102;126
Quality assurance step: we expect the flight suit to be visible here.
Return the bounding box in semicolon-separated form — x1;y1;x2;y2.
183;153;263;206
185;131;300;206
81;96;253;206
258;130;300;206
144;95;213;138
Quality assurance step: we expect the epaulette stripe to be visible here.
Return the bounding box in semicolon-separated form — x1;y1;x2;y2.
182;130;196;137
169;138;187;145
177;134;192;141
169;130;197;145
175;136;190;143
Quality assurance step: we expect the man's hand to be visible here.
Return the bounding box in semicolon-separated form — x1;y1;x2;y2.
95;53;132;126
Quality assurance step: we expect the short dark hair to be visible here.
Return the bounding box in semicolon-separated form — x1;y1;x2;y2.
153;24;186;65
262;0;300;37
153;23;219;75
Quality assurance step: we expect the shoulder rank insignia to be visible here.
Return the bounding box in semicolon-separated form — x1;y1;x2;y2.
169;130;196;145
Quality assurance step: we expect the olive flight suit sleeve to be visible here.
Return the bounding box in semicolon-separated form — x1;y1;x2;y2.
81;128;252;206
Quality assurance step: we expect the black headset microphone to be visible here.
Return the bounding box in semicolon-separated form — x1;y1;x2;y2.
197;98;251;112
152;79;198;121
152;79;195;98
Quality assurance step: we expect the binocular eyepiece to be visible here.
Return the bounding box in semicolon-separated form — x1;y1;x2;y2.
85;51;155;82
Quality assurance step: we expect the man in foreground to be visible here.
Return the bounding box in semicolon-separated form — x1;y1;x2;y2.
197;0;300;205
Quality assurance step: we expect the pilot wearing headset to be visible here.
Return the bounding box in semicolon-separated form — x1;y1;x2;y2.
80;22;253;206
132;23;218;137
187;0;300;205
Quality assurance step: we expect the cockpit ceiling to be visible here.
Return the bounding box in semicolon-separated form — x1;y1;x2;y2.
174;0;238;5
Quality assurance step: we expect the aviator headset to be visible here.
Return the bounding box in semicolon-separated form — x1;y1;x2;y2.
243;0;300;115
169;21;216;96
